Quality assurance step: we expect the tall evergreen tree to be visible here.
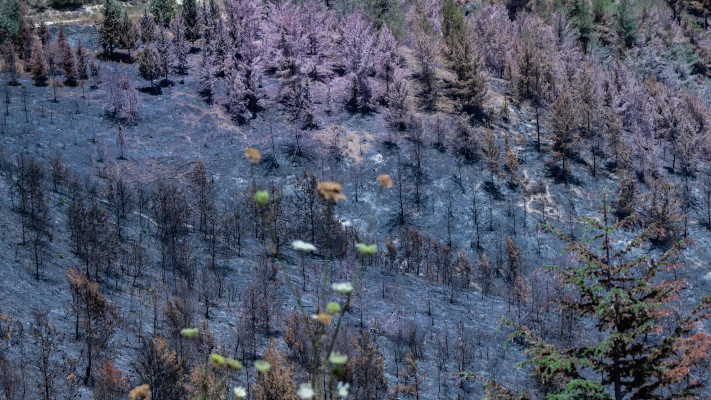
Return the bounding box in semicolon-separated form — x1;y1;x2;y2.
550;88;577;184
29;38;49;86
76;39;89;81
138;45;161;91
150;0;176;25
2;41;19;85
118;13;138;60
171;14;189;77
182;0;199;42
61;42;78;86
570;0;593;53
489;209;711;400
154;19;173;81
98;0;125;56
617;0;637;48
0;0;22;43
139;8;157;44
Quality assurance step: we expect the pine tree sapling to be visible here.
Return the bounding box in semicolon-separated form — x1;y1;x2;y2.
138;45;161;91
98;0;125;57
30;38;49;86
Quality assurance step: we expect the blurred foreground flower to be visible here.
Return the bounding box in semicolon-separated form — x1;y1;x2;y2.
332;282;353;295
210;354;226;368
180;327;198;339
337;381;350;398
297;382;315;399
356;243;377;255
377;174;393;189
329;352;348;365
254;190;269;206
255;360;271;372
317;181;346;203
245;147;261;164
292;240;316;252
129;384;151;400
327;302;341;314
226;358;243;371
233;386;247;398
312;312;332;325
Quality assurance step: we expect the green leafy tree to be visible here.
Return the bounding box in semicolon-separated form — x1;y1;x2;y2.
444;0;488;116
98;0;125;56
150;0;176;25
182;0;199;41
441;0;465;49
570;0;593;53
118;13;138;60
367;0;405;39
617;0;637;48
138;45;161;90
484;208;711;400
0;0;22;43
550;88;577;185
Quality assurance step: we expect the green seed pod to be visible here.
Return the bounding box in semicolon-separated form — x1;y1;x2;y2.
254;191;269;206
180;328;198;339
226;358;243;371
327;302;341;315
210;353;226;368
356;243;377;255
255;360;271;372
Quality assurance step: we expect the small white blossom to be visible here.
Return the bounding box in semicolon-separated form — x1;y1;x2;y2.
329;352;348;365
292;240;317;252
337;381;350;398
233;386;247;398
332;282;353;295
297;383;315;399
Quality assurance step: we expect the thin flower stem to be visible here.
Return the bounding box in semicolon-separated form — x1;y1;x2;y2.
320;186;383;399
258;201;317;344
320;203;333;314
252;176;384;400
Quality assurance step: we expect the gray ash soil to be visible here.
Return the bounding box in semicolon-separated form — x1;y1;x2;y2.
1;24;711;400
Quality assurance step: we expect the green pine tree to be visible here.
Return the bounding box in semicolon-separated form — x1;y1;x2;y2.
617;0;637;48
485;206;711;400
570;0;593;53
98;0;125;56
150;0;176;25
182;0;199;42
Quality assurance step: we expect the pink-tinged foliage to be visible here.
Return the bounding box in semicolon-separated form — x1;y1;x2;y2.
613;65;653;143
102;67;140;123
225;64;256;124
198;41;216;104
171;14;190;76
375;25;400;100
301;0;332;60
265;0;332;81
224;0;260;62
385;67;410;130
340;12;376;76
341;13;377;112
265;0;304;76
218;0;261;123
470;4;513;78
